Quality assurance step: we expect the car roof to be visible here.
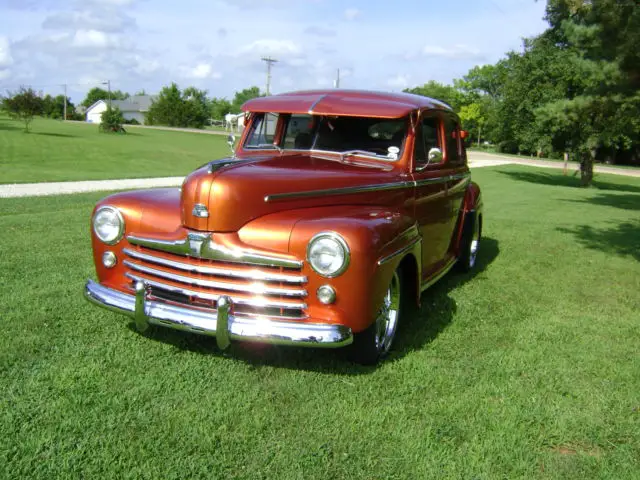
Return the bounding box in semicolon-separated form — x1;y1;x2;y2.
241;89;453;119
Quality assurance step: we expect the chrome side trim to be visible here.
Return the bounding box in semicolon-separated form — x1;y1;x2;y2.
264;172;471;203
127;234;303;269
123;248;307;283
307;94;327;114
265;180;414;203
378;236;421;266
125;273;307;310
123;261;307;297
420;257;457;292
85;280;352;348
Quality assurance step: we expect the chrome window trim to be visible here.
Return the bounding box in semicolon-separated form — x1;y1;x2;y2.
123;248;307;284
123;261;307;297
125;273;307;310
93;205;125;245
306;231;351;278
307;94;328;115
127;233;303;269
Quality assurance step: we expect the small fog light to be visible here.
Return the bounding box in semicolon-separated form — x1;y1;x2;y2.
102;251;117;268
317;285;336;305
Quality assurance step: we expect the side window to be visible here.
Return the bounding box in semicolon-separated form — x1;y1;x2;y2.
245;113;279;147
443;116;461;164
283;114;314;149
414;115;442;169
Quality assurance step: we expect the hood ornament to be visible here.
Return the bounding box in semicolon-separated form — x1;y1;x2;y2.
192;203;209;218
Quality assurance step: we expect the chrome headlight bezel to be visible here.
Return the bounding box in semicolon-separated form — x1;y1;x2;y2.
93;206;125;245
306;231;350;278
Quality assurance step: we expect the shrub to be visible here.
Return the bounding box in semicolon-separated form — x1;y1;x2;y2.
100;106;126;133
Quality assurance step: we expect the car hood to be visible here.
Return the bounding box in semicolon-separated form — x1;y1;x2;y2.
180;153;406;232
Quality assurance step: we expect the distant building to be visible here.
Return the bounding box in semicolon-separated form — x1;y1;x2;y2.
85;95;156;124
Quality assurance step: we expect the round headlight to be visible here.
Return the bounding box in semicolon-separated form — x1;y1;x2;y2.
307;232;350;277
93;206;125;245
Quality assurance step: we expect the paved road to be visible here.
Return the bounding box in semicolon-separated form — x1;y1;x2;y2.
469;151;640;177
1;152;638;199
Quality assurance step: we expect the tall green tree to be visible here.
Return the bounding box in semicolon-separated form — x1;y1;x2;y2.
82;87;129;108
42;94;74;120
231;87;262;112
403;81;463;111
146;83;209;128
1;87;44;132
210;97;232;120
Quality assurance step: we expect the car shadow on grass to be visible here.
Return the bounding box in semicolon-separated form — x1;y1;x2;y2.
131;237;500;374
498;169;640;193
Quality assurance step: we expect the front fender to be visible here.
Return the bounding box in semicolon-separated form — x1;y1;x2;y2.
286;205;420;333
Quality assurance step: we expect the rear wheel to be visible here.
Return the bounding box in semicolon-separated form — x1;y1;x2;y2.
349;269;402;365
458;213;481;272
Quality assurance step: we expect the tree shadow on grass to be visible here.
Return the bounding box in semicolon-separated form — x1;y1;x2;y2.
0;121;22;132
498;169;640;194
563;192;640;211
31;132;77;138
131;237;500;375
558;222;640;262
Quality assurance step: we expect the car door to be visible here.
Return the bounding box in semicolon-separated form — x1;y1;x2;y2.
442;115;469;253
411;111;453;280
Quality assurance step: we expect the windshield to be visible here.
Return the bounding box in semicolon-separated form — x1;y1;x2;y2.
244;113;408;161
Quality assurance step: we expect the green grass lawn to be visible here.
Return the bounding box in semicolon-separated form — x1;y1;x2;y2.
1;165;639;479
0;116;230;184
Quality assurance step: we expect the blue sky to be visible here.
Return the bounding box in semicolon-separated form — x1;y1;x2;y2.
0;0;549;104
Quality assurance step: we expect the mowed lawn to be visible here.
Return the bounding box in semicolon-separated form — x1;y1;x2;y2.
1;165;639;479
0;116;230;183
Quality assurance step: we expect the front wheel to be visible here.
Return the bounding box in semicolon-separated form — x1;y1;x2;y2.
349;269;402;365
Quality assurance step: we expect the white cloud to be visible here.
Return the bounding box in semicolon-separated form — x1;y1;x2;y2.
72;29;120;48
387;74;410;89
237;39;302;56
344;8;360;21
0;37;14;69
181;63;222;80
422;44;485;60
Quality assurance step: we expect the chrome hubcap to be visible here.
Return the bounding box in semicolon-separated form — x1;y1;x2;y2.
469;219;480;268
375;272;401;354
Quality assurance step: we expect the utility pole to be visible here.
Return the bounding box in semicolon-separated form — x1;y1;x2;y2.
63;83;67;121
334;68;340;88
261;57;278;96
102;80;111;108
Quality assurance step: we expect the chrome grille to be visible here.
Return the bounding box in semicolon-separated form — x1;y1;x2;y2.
123;241;307;320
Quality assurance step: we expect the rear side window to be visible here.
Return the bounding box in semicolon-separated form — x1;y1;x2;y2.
245;113;279;148
443;116;462;164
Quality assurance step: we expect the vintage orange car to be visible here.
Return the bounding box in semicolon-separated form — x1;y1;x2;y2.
85;89;483;364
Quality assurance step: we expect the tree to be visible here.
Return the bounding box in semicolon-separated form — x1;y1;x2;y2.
210;97;232;120
42;94;74;120
100;106;125;133
404;81;464;111
146;83;209;128
231;86;262;112
459;102;487;146
82;87;129;108
1;87;44;132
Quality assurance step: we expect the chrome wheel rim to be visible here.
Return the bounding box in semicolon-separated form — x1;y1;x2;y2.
469;218;480;268
375;272;401;354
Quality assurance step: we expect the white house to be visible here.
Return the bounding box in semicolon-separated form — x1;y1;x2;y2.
85;95;156;124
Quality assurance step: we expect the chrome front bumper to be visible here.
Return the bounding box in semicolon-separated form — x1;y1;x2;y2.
84;280;353;349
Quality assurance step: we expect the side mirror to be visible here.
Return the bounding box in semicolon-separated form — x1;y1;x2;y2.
227;134;236;155
428;147;443;164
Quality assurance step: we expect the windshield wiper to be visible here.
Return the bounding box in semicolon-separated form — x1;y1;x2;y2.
247;143;282;153
340;150;384;161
